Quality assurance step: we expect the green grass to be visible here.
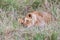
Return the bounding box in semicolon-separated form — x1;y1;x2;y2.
24;32;58;40
33;33;44;40
0;0;20;11
51;32;58;40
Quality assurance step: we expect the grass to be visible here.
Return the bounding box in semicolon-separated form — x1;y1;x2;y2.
24;32;58;40
33;33;44;40
0;0;60;40
51;32;58;40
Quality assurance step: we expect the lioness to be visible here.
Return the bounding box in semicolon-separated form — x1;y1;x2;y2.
18;11;55;27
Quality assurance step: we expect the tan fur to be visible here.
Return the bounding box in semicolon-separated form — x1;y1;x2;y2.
18;11;55;27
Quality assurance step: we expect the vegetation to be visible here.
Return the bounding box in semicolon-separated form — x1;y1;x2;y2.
0;0;60;40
